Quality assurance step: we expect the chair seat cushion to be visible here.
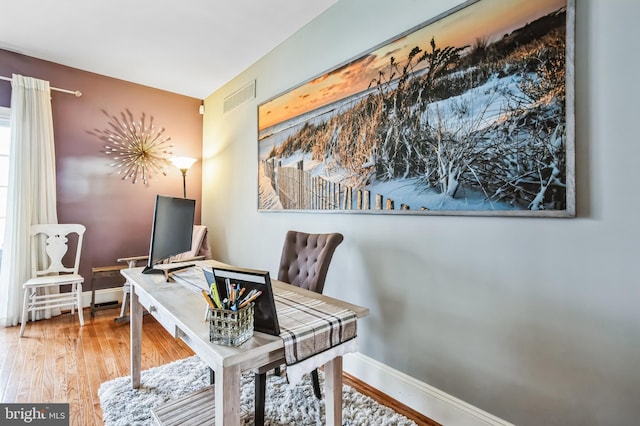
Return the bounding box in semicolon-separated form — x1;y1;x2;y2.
24;274;84;287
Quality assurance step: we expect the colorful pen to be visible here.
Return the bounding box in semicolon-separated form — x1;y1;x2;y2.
210;283;222;308
201;289;216;309
239;290;262;309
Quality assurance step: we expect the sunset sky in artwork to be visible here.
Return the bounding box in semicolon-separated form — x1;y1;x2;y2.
258;0;566;131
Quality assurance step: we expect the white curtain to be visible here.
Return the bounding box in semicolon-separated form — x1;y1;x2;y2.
0;74;59;327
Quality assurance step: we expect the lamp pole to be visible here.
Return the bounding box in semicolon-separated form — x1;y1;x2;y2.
179;168;188;198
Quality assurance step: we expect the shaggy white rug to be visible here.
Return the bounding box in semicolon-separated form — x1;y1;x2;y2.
98;355;416;425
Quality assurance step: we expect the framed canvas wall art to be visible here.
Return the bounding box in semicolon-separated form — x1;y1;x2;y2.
258;0;575;217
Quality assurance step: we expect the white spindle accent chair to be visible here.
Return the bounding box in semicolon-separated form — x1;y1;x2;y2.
20;224;86;337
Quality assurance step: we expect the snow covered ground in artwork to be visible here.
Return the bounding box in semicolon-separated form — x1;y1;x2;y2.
259;151;517;212
258;72;536;211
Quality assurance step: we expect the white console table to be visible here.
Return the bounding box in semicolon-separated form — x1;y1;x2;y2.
123;260;368;426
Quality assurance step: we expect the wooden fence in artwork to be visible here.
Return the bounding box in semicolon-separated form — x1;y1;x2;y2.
263;158;427;211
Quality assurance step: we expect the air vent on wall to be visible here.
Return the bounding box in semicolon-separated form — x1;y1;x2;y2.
223;80;256;113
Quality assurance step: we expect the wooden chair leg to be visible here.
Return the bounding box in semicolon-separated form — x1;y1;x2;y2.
311;368;322;399
19;289;30;338
90;276;97;317
70;286;75;315
255;372;266;426
77;282;84;326
114;285;130;324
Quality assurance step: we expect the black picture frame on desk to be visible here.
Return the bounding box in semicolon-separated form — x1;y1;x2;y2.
203;266;280;336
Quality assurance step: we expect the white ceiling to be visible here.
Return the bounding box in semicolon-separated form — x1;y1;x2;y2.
0;0;337;99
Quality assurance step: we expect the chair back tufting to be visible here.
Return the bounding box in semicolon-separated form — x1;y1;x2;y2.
277;230;344;294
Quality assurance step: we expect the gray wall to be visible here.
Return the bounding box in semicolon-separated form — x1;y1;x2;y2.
201;0;640;425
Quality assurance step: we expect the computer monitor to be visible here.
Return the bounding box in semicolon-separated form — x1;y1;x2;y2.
142;195;195;274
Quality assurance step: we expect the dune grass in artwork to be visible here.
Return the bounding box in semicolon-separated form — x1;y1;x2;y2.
258;0;574;216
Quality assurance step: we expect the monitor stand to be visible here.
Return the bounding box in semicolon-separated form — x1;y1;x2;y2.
142;265;164;275
144;262;196;282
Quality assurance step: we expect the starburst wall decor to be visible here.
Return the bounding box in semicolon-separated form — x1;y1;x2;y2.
88;109;173;185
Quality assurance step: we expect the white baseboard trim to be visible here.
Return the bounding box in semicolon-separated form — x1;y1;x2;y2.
343;352;514;426
81;288;122;308
78;290;510;425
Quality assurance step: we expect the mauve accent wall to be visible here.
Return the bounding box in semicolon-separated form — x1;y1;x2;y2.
0;49;203;290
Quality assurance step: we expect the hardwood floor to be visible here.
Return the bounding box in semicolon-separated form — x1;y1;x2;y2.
0;308;438;426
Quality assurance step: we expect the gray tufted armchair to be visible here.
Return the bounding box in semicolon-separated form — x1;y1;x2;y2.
255;230;344;425
277;230;344;293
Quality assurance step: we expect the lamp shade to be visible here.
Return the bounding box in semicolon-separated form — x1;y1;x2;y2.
170;156;197;171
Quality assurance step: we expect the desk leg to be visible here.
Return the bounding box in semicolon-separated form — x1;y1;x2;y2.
324;356;343;426
215;364;241;425
130;288;142;389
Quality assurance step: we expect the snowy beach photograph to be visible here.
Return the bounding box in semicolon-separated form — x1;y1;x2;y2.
258;0;574;216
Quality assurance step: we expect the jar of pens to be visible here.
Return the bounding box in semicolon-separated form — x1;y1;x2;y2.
202;278;262;347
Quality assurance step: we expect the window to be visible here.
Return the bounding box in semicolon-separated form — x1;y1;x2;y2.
0;106;10;251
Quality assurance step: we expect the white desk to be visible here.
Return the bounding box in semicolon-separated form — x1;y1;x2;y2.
123;260;368;426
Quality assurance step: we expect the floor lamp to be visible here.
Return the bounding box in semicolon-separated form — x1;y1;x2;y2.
169;156;197;198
